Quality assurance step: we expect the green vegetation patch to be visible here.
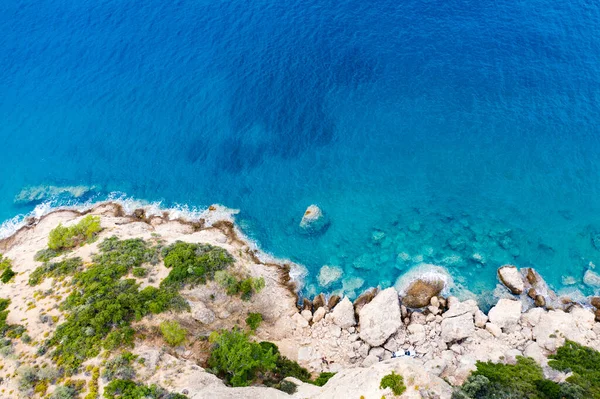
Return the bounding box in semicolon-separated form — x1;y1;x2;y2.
380;371;406;395
0;254;15;283
549;340;600;398
245;312;263;331
160;320;187;346
208;328;278;387
313;372;337;387
102;351;138;381
215;270;265;300
46;237;187;374
48;215;102;251
160;241;234;288
29;257;83;286
103;379;188;399
452;349;594;399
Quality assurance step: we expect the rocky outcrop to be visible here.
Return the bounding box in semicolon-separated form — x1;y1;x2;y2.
331;297;356;328
498;265;524;294
401;278;445;308
359;288;402;346
488;299;522;332
299;205;328;233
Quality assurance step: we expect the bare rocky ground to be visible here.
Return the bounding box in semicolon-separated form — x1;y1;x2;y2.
0;203;599;399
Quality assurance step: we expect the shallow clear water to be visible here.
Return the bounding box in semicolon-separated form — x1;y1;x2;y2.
2;0;600;298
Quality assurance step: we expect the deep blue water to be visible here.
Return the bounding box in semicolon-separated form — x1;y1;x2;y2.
2;0;600;299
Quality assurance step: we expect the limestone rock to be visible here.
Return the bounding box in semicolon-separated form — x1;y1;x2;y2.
299;205;328;233
301;309;313;322
488;299;522;331
311;357;452;399
313;293;326;310
474;310;488;328
191;302;215;325
331;297;356;329
327;295;341;310
401;279;445;308
584;269;600;287
313;307;327;323
318;265;343;288
591;296;600;309
498;265;524;295
359;288;402;346
485;322;502;337
533;308;596;351
441;312;475;342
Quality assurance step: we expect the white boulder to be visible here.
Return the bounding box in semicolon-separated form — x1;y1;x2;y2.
488;299;522;331
441;313;475;342
331;297;356;329
498;265;525;294
359;288;402;346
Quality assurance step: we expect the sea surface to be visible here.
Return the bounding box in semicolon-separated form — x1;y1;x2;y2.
2;0;600;300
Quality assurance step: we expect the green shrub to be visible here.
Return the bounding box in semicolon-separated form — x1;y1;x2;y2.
48;215;102;251
34;248;62;262
208;329;278;387
1;267;15;283
0;255;15;283
549;340;600;398
277;380;297;394
246;312;263;332
314;372;337;387
50;385;79;399
132;267;148;278
102;351;137;381
29;257;83;286
161;242;234;288
380;371;405;395
215;271;265;300
160;321;187;346
103;379;188;399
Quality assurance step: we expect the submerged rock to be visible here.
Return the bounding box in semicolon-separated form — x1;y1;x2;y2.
497;265;524;295
299;205;329;233
317;265;343;288
583;269;600;287
359;288;402;346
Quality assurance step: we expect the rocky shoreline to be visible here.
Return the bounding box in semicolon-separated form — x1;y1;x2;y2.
0;202;599;398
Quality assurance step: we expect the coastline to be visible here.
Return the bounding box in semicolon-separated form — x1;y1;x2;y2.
1;201;600;398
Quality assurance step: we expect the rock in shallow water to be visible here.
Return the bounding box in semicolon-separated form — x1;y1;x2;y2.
497;265;524;294
401;279;445;308
583;269;600;287
299;205;329;233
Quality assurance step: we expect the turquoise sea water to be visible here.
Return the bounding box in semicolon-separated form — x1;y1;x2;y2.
2;0;600;298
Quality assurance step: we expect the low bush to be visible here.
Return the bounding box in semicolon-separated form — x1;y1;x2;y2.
17;365;59;394
161;242;234;288
103;379;188;399
29;257;83;286
314;372;336;387
0;267;15;283
208;328;278;387
160;321;187;346
0;255;15;283
48;215;102;251
215;271;265;300
380;371;406;395
132;267;148;278
34;248;62;263
246;312;263;332
50;384;79;399
102;351;137;381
